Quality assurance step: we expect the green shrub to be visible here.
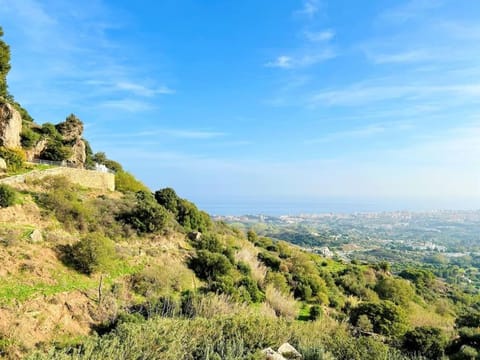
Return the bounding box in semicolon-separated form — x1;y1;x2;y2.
20;127;41;148
0;146;25;171
40;140;72;161
115;171;149;193
154;187;179;215
0;184;15;207
69;233;116;275
118;191;171;234
258;251;281;271
350;301;408;338
402;326;446;359
189;250;233;281
309;305;322;321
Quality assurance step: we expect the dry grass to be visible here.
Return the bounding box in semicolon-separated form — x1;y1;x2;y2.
265;284;298;320
235;247;267;285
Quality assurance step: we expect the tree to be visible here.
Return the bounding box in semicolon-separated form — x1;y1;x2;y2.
0;27;11;98
69;234;116;275
402;326;446;359
154;187;179;215
0;184;15;208
350;301;408;337
374;277;414;306
119;191;171;234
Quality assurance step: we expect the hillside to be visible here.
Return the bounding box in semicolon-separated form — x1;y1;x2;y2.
0;27;480;360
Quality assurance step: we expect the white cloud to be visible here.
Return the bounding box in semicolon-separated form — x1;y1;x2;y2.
296;0;321;18
304;30;334;42
99;99;154;112
266;50;335;69
266;56;293;69
366;50;431;64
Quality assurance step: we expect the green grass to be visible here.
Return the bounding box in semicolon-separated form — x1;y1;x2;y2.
0;259;140;305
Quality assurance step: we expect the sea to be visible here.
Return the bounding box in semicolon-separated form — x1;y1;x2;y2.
194;197;480;216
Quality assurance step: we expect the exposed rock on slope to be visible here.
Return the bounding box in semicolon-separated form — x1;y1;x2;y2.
0;102;21;148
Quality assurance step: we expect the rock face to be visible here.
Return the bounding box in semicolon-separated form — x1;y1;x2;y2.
56;115;84;142
25;139;48;161
0;157;6;172
67;139;86;168
262;344;302;360
0;102;21;148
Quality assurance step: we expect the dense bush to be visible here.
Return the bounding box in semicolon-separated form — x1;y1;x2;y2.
40;140;72;161
20;127;41;148
402;326;446;359
68;233;116;275
118;191;171;234
115;171;149;193
0;184;15;207
189;250;233;281
0;146;25;171
155;187;211;233
154;187;179;215
350;301;408;337
374;277;414;306
258;251;281;271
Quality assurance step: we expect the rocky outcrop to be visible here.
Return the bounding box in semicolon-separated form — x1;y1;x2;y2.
67;139;86;168
0;102;21;148
0;157;6;172
262;344;302;360
56;114;84;142
25;139;47;161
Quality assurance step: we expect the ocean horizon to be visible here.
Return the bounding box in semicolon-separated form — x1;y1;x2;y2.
194;197;480;217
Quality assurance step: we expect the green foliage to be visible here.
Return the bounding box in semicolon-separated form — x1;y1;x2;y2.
40;140;72;161
456;310;480;328
350;301;408;337
258;251;281;271
20;126;41;149
309;305;322;320
189;249;233;281
92;152;123;172
118;191;170;234
115;171;149;193
402;326;447;359
177;199;211;233
0;27;11;98
238;276;265;303
0;146;25;171
374;277;414;306
247;229;258;243
399;268;435;289
83;139;95;169
154;187;179;215
0;184;15;208
68;233;116;275
39;123;62;140
35;177;93;231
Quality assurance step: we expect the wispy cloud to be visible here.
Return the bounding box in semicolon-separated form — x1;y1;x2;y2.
266;49;335;69
304;29;335;42
99;99;154;112
295;0;321;18
366;50;431;64
266;56;293;69
305;124;387;144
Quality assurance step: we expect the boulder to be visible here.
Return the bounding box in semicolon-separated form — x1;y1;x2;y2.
278;343;302;359
262;348;287;360
29;229;43;243
0;102;21;148
67;139;86;168
188;231;202;241
56;114;84;142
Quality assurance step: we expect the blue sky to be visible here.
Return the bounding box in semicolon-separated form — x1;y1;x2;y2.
1;0;480;211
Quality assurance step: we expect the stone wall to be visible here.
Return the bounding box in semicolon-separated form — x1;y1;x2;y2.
0;167;115;191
